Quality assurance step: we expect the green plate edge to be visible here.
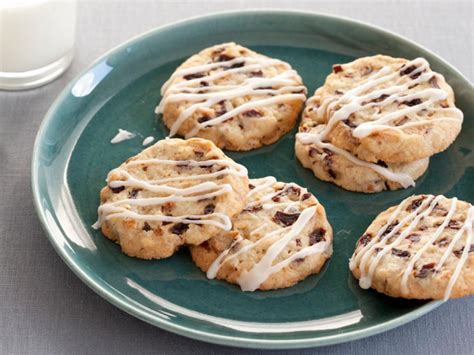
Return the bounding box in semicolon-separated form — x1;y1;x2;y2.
31;9;473;349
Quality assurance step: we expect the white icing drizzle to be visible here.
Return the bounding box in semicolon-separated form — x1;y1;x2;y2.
206;178;330;292
237;206;318;291
359;195;440;289
142;136;154;145
297;132;418;188
156;54;306;138
350;195;474;300
439;206;474;300
296;57;463;188
247;176;277;199
92;157;248;232
400;197;458;294
110;129;136;144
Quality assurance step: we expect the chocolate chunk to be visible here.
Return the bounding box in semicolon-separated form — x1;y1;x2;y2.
361;65;373;76
170;223;189;235
200;81;209;87
227;61;245;69
328;169;337;179
272;211;300;227
309;228;326;245
391;248;411;258
292;88;306;94
415;263;436;278
256;86;272;90
332;64;343;73
376;160;388;168
301;192;312;201
271;186;300;202
193;150;204;157
400;65;416;76
217;54;234;62
358;233;373;247
403;98;422;107
287;186;301;197
323;148;333;157
410;71;422;79
432;203;448;217
183;72;205;80
200;240;211;251
447;220;463;230
335;90;344;95
453;245;474;258
394;116;410;126
243;205;263;213
143;222;152;232
374;247;383;254
434;237;449;247
382;221;398;237
429;76;439;88
242;109;262;118
342;119;357;128
406;196;426;212
197;116;210;123
110;185;125;194
295;239;302;247
372;94;389;103
250;70;263;77
215;100;227;116
406;233;421;242
176;161;190;167
162;221;172;226
129;189;140;199
204;204;215;214
249;184;255;190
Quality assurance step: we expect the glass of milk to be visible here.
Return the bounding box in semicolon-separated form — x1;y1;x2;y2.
0;0;77;90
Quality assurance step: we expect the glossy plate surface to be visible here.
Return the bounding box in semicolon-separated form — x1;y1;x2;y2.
32;10;473;349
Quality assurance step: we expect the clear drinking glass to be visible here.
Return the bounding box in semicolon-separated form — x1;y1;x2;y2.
0;0;77;90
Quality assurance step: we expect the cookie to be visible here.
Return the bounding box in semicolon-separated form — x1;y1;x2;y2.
350;194;474;300
300;55;463;163
93;138;249;259
190;177;333;291
295;120;430;193
156;42;306;151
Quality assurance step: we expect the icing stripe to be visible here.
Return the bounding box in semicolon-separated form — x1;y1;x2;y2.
297;132;418;188
359;195;439;289
237;206;318;291
400;197;458;294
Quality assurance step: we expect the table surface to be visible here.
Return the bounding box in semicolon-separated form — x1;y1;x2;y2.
0;1;472;354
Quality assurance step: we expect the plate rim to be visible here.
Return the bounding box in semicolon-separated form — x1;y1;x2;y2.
32;8;471;349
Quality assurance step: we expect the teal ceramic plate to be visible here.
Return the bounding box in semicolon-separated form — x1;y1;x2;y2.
32;10;473;349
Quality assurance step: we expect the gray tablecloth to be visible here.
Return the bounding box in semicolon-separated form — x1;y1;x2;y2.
1;1;472;354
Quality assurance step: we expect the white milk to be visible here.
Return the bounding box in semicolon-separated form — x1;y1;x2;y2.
0;0;76;90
